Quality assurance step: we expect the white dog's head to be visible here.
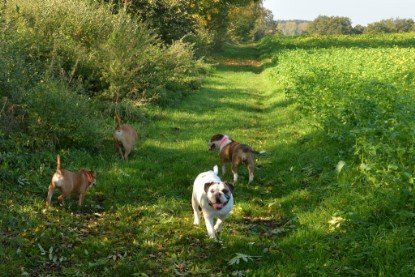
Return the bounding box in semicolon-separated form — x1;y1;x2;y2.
204;181;234;210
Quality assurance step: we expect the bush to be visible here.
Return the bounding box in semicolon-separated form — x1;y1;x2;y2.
4;0;205;104
26;81;106;150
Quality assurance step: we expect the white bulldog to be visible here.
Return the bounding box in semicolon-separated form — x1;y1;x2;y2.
192;165;234;241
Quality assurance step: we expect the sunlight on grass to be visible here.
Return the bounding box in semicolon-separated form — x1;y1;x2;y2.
3;37;415;276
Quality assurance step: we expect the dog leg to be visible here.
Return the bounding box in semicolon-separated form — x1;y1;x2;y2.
118;146;125;160
214;218;225;233
192;197;201;225
123;145;132;160
231;163;239;183
114;140;124;160
203;213;217;240
78;191;86;207
58;194;65;206
58;189;70;206
45;183;55;208
248;164;254;183
221;164;226;176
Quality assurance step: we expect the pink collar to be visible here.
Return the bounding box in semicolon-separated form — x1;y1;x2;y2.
219;135;232;151
220;136;229;147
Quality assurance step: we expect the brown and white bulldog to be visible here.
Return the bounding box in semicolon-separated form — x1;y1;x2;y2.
114;112;138;160
208;134;265;183
192;165;234;241
45;155;96;208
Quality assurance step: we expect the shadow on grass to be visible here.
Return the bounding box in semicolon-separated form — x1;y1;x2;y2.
211;43;277;74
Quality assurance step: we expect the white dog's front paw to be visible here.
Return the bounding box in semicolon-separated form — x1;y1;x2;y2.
208;233;218;241
214;220;223;233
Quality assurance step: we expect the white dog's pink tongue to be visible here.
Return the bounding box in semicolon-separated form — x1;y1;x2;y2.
213;203;224;209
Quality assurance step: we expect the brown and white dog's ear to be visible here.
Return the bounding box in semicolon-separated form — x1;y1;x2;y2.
210;134;224;142
225;182;234;194
204;182;214;193
208;134;224;150
208;141;216;151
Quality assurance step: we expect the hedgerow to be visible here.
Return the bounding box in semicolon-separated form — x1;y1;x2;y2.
0;0;207;185
3;0;206;103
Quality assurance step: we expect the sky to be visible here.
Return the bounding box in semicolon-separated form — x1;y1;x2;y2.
262;0;415;26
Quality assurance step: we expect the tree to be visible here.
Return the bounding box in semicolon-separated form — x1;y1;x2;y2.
227;1;275;41
307;16;353;35
352;24;365;34
365;18;415;34
115;0;262;48
277;20;310;36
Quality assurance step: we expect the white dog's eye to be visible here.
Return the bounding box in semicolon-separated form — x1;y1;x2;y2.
210;189;215;194
222;189;229;194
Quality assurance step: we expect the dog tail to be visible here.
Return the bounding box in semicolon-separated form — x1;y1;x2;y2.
56;154;61;172
115;112;122;128
251;150;266;155
213;165;219;175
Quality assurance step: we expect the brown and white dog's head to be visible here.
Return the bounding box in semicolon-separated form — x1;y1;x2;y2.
204;181;234;210
208;134;231;152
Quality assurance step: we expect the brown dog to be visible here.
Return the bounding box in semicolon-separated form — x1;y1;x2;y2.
208;134;265;183
114;112;138;160
45;155;96;208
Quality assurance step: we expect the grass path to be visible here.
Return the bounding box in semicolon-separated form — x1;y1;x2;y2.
92;42;415;276
112;44;338;275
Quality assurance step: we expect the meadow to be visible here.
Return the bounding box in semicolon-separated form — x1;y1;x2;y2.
2;32;415;276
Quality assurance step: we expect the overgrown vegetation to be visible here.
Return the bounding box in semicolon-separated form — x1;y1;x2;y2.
261;33;415;275
0;0;208;186
1;0;415;274
262;33;415;191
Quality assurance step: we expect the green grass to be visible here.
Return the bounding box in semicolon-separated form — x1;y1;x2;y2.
2;39;415;276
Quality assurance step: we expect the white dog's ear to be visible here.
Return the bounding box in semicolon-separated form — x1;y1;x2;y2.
204;182;214;193
225;182;234;194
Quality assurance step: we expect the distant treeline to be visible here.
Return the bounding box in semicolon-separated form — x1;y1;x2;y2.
274;16;415;36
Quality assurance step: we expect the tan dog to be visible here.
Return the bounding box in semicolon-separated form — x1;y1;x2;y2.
114;112;138;160
208;134;265;183
45;155;96;208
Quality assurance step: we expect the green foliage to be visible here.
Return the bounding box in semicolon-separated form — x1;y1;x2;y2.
3;0;205;104
266;34;415;191
0;36;415;276
123;0;196;44
307;15;354;35
0;0;208;190
27;81;106;150
227;1;275;42
365;18;415;34
276;20;310;36
110;0;268;51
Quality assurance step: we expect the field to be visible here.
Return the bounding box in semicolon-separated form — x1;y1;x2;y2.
2;33;415;276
